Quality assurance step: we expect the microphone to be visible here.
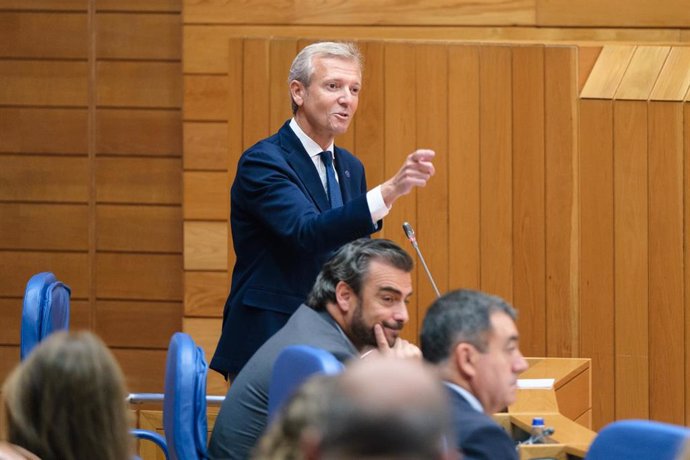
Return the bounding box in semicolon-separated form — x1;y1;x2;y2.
402;222;441;298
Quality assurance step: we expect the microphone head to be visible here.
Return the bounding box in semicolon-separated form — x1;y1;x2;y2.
402;222;416;242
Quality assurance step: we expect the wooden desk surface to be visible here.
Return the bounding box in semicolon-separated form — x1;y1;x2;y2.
511;412;596;458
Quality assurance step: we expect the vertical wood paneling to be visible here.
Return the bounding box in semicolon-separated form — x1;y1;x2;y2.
269;39;298;133
242;39;271;149
448;45;480;290
579;100;615;429
613;100;648;419
648;102;685;424
354;41;385;188
685;102;690;427
511;45;546;356
383;42;417;341
415;44;448;324
479;45;513;301
544;46;578;357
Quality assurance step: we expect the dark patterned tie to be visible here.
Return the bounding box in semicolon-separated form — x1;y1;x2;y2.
319;151;343;209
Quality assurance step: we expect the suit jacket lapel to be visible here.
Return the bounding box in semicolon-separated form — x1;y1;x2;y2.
279;122;330;212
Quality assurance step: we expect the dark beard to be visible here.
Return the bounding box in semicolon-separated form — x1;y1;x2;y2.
348;300;403;349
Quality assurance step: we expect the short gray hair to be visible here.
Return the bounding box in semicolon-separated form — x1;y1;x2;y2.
420;289;517;363
306;238;413;311
288;41;363;114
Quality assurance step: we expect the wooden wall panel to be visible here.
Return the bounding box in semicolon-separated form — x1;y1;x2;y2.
184;271;226;317
615;46;670;100
183;222;227;271
512;45;546;357
579;100;614;430
0;299;23;344
184;76;229;121
479;45;513;301
183;172;228;220
0;251;89;298
415;44;448;325
96;300;181;348
0;156;89;202
581;46;635;99
382;42;417;341
0;0;85;9
96;13;181;60
448;45;480;290
0;108;88;155
96;0;180;12
96;109;181;156
0;61;88;106
650;47;690;101
648;102;685;424
95;157;181;204
112;349;167;393
269;39;298;133
613;101;649;419
97;62;181;108
242;39;271;148
536;0;690;27
96;205;182;252
96;253;182;301
0;346;19;387
544;46;578;357
0;12;87;58
685;102;690;427
0;203;88;251
183;122;228;170
184;0;534;26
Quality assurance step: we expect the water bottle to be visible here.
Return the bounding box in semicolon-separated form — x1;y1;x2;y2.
526;417;546;444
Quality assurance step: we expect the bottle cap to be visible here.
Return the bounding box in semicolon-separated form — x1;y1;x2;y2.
532;417;545;426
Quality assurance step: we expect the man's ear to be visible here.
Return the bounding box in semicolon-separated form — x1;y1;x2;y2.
454;342;477;378
290;80;305;109
334;280;354;313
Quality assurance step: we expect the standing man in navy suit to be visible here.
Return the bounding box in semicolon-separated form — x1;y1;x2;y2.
421;289;529;460
211;41;436;380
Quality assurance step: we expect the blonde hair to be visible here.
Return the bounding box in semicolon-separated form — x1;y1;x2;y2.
1;331;132;460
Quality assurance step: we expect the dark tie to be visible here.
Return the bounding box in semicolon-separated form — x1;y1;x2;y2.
319;151;343;209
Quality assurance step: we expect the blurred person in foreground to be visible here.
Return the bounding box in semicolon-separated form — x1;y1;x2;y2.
421;289;529;460
209;238;421;459
1;331;132;460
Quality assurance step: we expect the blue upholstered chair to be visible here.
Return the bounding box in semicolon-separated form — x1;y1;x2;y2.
267;345;344;420
163;332;210;460
586;419;690;460
20;272;71;360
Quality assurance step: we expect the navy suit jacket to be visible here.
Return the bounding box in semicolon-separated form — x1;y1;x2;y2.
447;386;518;460
210;121;379;378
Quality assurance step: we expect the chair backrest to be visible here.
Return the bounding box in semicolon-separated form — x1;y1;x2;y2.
20;272;71;360
267;345;344;420
163;332;209;460
586;419;690;460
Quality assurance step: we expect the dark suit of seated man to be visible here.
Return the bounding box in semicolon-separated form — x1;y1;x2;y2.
420;289;530;460
208;238;422;460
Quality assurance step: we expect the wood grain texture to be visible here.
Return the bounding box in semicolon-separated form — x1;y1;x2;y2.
0;155;89;202
184;0;535;26
544;46;578;357
97;62;182;108
269;39;297;133
536;0;690;27
648;102;685;424
579;102;614;431
183;75;229;121
0;298;23;345
578;47;602;93
95;157;182;205
0;346;19;388
0;251;89;298
0;60;88;106
650;47;690;101
184;271;226;317
96;13;181;60
96;300;181;348
613;100;648;419
0;12;87;59
581;46;635;100
415;44;448;323
0;203;88;251
183;171;229;220
448;45;480;291
615;46;670;100
96;204;182;253
96;109;182;156
112;348;167;393
183;122;228;170
479;45;513;301
512;45;546;357
0;108;88;155
242;39;271;148
685;103;690;426
96;253;182;301
0;0;85;9
97;0;181;11
183;221;227;271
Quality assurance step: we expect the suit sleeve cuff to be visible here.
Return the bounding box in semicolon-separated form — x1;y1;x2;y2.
367;185;390;224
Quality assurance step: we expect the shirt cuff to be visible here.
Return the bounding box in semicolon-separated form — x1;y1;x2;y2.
367;185;390;224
